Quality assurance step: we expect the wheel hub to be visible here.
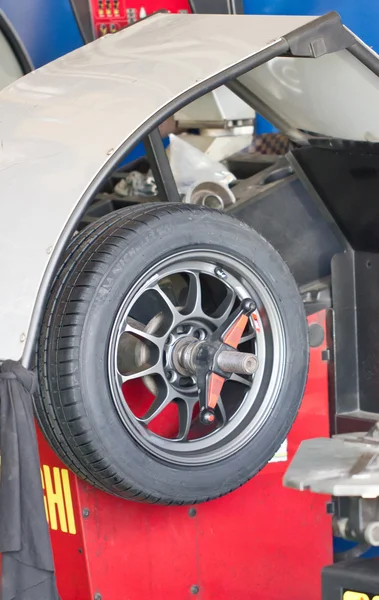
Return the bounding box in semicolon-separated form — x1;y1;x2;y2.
169;336;198;377
164;320;213;381
168;298;259;424
163;304;259;404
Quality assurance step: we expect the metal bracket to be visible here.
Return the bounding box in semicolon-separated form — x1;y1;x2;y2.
143;129;181;203
189;0;244;15
284;424;379;497
283;11;356;58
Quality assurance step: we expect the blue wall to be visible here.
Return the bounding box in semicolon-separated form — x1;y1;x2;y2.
0;0;83;68
243;0;379;52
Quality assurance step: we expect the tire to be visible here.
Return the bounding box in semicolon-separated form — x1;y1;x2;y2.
35;203;309;504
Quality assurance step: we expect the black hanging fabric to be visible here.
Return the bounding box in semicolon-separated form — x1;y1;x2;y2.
0;360;60;600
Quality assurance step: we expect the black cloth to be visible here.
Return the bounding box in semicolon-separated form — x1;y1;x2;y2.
0;360;59;600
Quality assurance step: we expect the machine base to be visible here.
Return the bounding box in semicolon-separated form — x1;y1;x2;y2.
37;311;332;600
322;558;379;600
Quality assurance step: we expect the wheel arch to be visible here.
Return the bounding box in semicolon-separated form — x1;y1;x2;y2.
16;37;289;368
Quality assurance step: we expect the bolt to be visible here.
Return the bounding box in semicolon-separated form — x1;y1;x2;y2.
20;333;26;343
321;349;331;362
82;508;90;518
214;267;227;280
326;501;335;515
193;329;206;340
190;585;200;595
200;409;215;425
308;323;325;348
241;298;256;315
94;594;102;600
188;508;197;518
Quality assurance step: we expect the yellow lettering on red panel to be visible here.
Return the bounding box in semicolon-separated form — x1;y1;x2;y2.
61;468;76;535
343;593;370;600
41;465;76;535
40;467;49;525
43;465;68;532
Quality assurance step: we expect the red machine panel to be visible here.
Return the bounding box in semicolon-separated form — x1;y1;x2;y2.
90;0;191;37
37;309;332;600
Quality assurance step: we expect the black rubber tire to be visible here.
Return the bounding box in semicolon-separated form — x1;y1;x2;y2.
35;203;309;504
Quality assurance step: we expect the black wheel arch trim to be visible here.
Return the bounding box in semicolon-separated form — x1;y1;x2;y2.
0;9;34;74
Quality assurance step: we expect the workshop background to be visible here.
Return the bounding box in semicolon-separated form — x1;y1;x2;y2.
1;2;379;599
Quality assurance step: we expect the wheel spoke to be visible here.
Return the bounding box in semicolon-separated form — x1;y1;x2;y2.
183;271;203;317
124;318;164;348
208;288;236;327
176;399;194;441
119;364;161;383
137;385;174;425
229;373;251;387
151;284;182;326
215;397;227;424
240;329;256;344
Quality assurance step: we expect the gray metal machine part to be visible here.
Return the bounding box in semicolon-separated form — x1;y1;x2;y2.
284;431;379;498
284;426;379;546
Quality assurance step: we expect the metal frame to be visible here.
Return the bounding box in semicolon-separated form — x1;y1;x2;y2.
69;0;93;43
0;10;33;74
189;0;244;14
143;129;181;203
227;79;309;145
289;144;379;431
348;40;379;77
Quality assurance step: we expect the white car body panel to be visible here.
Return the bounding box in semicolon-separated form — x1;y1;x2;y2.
241;48;379;142
0;12;377;361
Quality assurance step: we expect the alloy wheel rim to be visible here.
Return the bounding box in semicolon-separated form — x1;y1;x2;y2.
108;249;286;466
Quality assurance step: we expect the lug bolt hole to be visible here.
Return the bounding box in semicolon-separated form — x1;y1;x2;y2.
193;328;206;340
166;370;173;382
